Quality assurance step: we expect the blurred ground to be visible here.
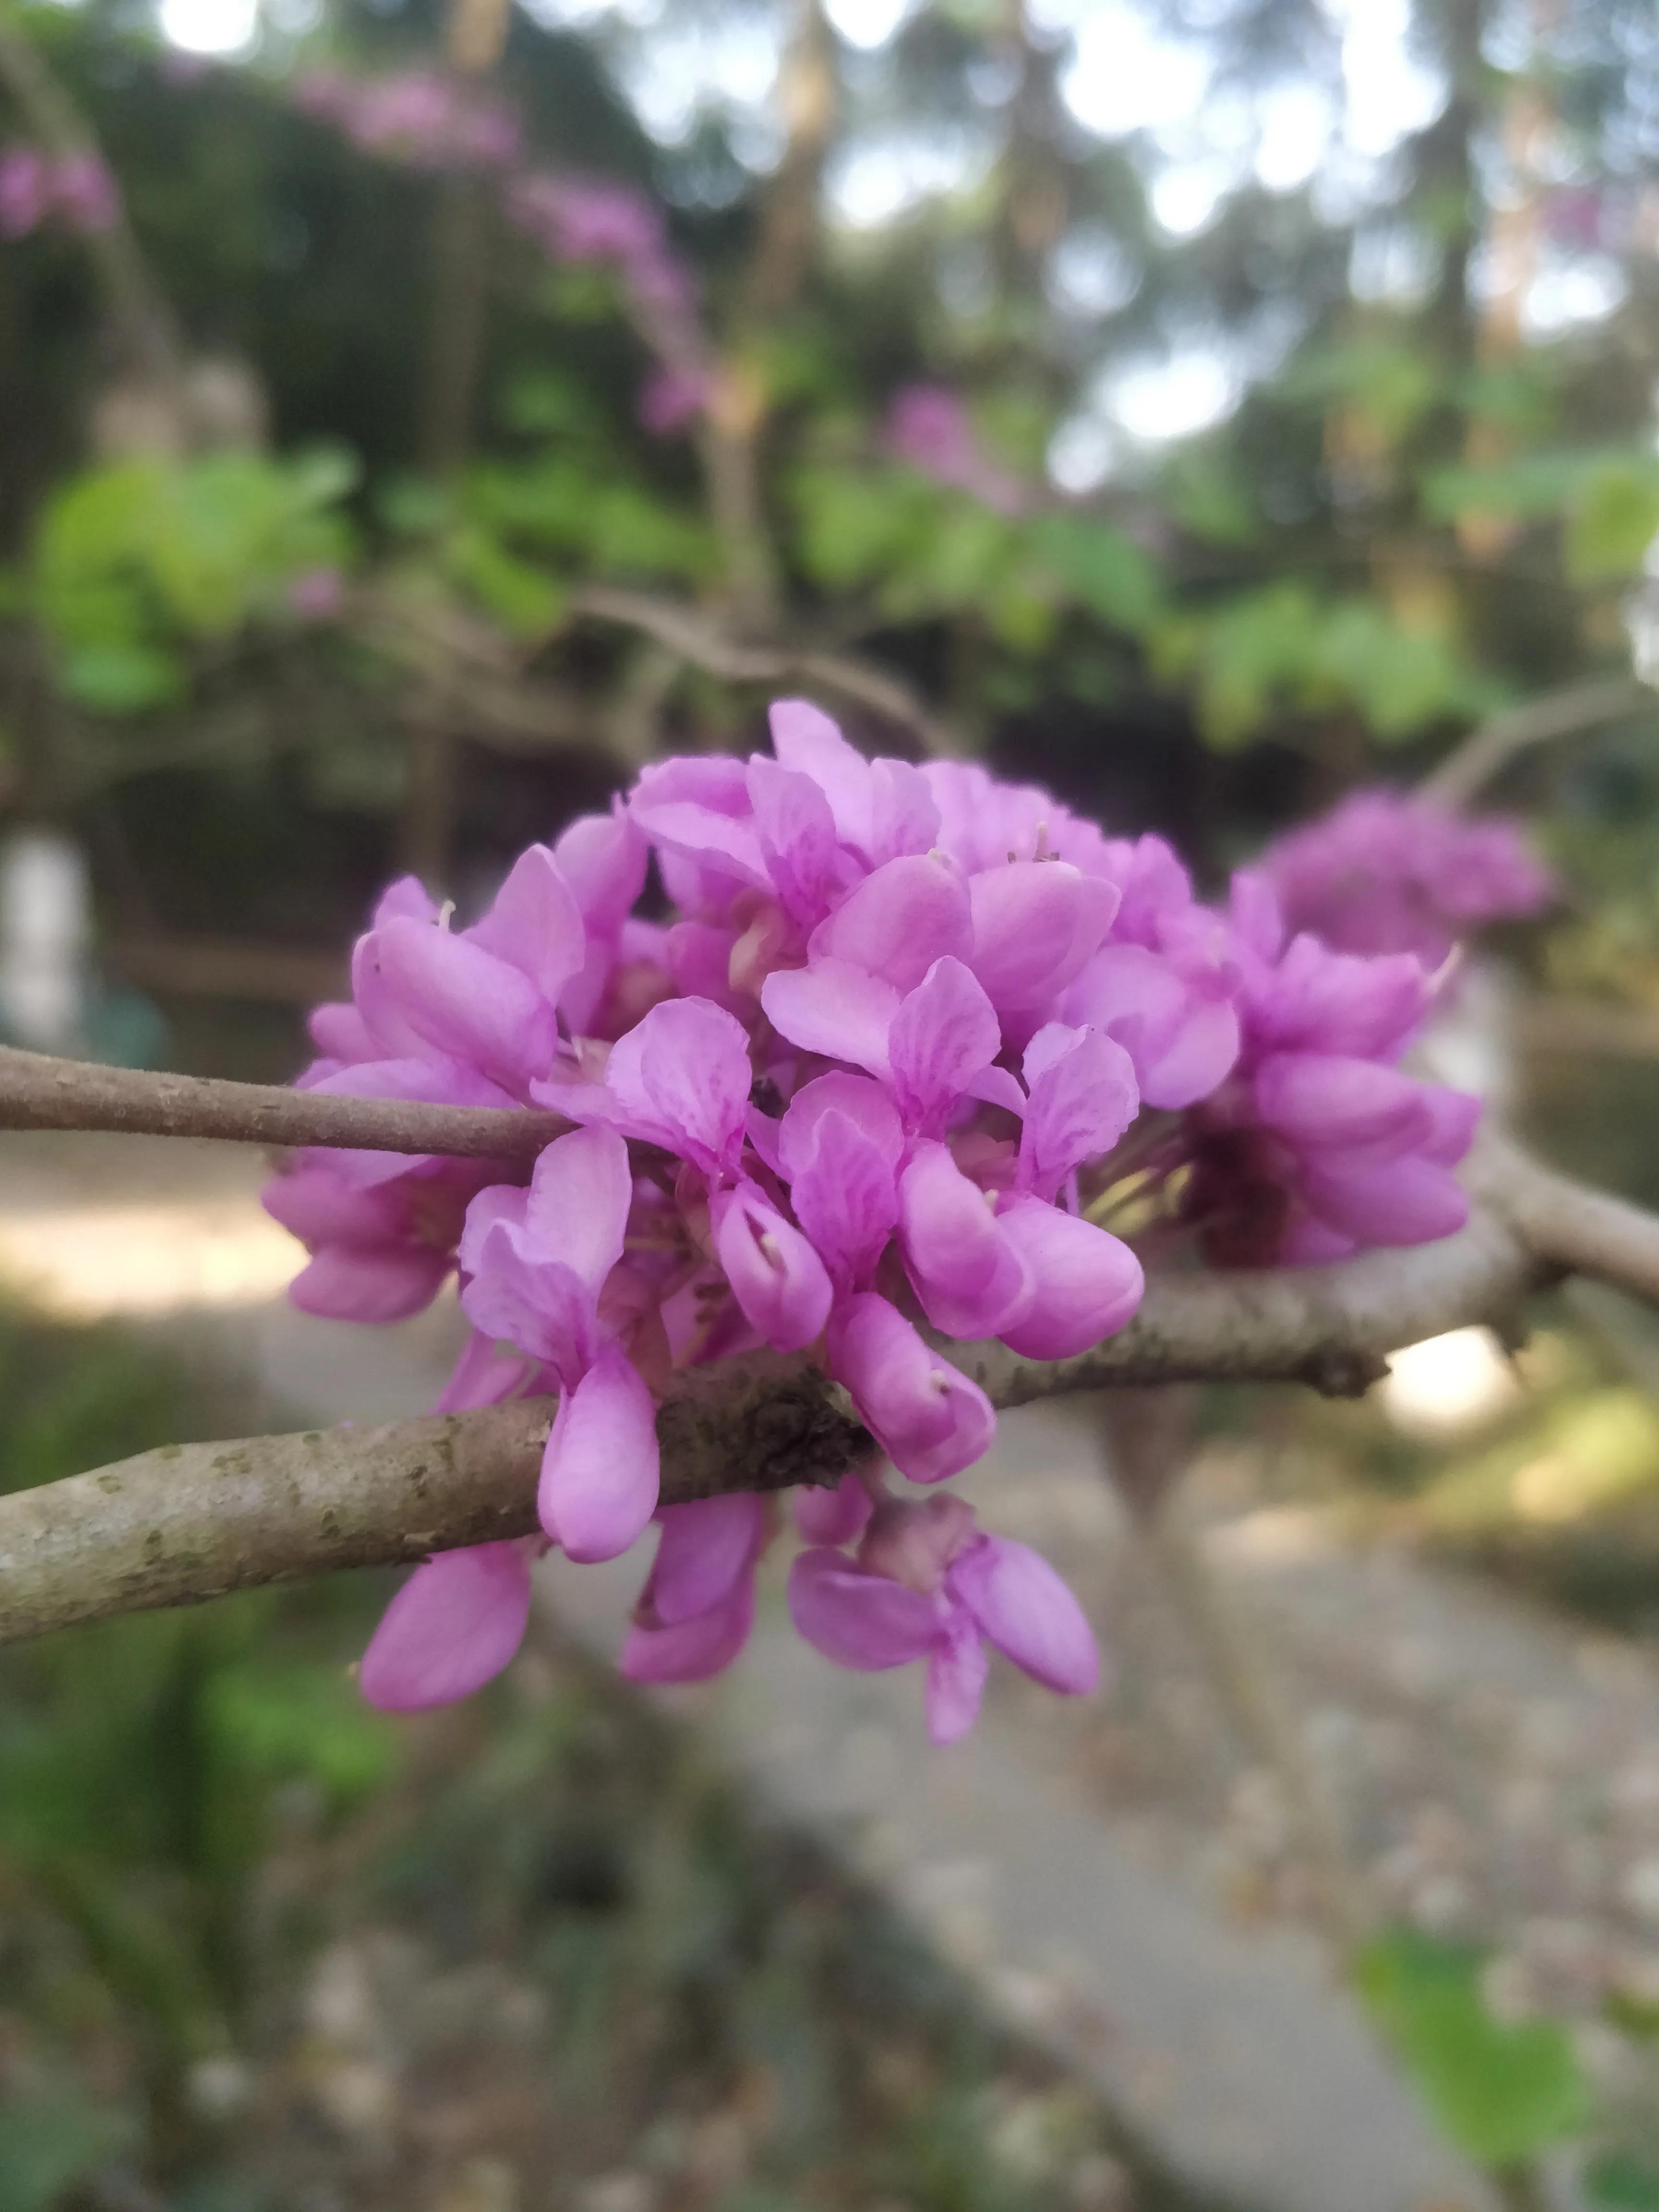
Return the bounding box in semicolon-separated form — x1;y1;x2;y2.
8;1130;1659;2209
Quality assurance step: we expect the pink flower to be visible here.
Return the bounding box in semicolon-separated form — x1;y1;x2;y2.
0;148;47;238
272;694;1490;1732
1181;876;1478;1265
51;154;119;234
535;996;753;1179
459;1125;661;1562
788;1493;1098;1743
351;854;586;1094
639;365;709;435
289;566;344;621
620;1493;766;1683
826;1293;995;1485
1260;789;1554;965
360;1539;539;1712
886;385;1032;517
710;1180;833;1351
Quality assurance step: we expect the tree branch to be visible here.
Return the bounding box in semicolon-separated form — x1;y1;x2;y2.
568;586;959;756
0;1356;871;1647
1420;674;1649;808
0;1046;569;1160
5;1051;1659;1650
8;1135;1658;1647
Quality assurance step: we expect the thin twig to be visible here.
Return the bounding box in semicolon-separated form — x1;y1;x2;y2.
1422;675;1649;808
0;12;183;393
569;585;959;756
0;1046;570;1159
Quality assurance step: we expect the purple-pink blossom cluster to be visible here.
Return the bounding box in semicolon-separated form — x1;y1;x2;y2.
267;707;1505;1743
286;60;706;437
504;173;709;434
1259;787;1553;967
294;69;520;170
0;147;118;239
885;385;1033;517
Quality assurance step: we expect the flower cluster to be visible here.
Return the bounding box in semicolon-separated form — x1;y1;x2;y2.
886;385;1032;517
269;706;1505;1741
0;147;119;239
1259;787;1553;967
294;69;521;170
504;174;708;434
286;68;708;437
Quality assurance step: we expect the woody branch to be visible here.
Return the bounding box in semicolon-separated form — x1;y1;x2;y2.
0;1053;1656;1646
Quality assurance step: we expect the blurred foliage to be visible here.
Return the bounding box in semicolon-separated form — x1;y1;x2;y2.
1358;1928;1590;2166
19;445;357;711
0;0;1649;950
0;1299;1178;2209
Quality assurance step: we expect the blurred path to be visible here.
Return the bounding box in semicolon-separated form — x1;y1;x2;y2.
17;1131;1659;2211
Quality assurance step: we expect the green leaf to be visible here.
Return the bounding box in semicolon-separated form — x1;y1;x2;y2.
444;525;564;637
1357;1929;1590;2165
1027;513;1163;634
1566;464;1659;584
0;2095;137;2212
62;640;184;713
205;1659;397;1803
1586;2152;1659;2210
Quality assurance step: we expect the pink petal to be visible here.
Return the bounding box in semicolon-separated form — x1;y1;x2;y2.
373;874;442;928
746;756;843;924
666;921;748;1015
465;844;587;1006
459;1220;597;1378
1253;1053;1432;1155
1018;1026;1139;1201
646;1494;765;1625
601;998;753;1173
787;1546;939;1669
794;1470;875;1546
711;1181;834;1351
521;1124;633;1293
1418;1084;1480;1166
433;1328;539;1412
309;999;376;1063
621;1577;755;1683
967;862;1118;1021
1062;945;1240;1109
631;798;770;890
828;1293;996;1485
808;854;972;992
778;1071;905;1176
924;1609;989;1744
358;919;561;1090
539;1345;661;1561
787;1109;902;1289
554;802;649;935
993;1199;1143;1358
761;959;899;1076
898;1142;1032;1339
768;697;874;850
359;1542;533;1712
887;956;1002;1132
947;1534;1100;1695
289;1244;450;1322
1141;997;1239;1110
866;757;941;866
263;1163;408;1248
1300;1154;1469;1248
